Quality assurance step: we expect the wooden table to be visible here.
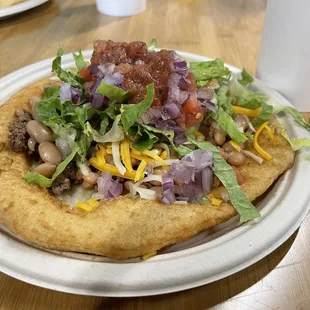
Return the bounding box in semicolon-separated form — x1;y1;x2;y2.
1;0;310;309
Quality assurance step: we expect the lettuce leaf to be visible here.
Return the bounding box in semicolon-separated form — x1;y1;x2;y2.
132;127;159;150
139;123;192;156
186;128;260;223
96;82;132;102
103;101;120;119
238;69;254;87
73;50;86;71
84;115;124;143
229;79;267;109
272;105;310;131
210;107;249;143
24;144;78;188
190;59;231;87
252;102;273;127
216;85;233;115
121;83;154;132
52;48;84;88
44;86;60;98
148;37;158;52
281;129;310;151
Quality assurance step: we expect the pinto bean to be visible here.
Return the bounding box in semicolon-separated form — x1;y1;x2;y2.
214;128;226;145
82;172;98;185
33;163;56;177
232;166;245;185
38;141;62;165
26;120;54;143
227;151;245;166
82;181;95;190
27;138;37;152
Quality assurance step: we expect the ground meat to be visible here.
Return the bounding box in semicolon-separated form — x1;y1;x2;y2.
50;163;80;195
90;40;174;106
8;109;33;152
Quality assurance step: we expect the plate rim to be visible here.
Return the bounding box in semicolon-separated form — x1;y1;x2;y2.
0;50;310;297
0;0;49;18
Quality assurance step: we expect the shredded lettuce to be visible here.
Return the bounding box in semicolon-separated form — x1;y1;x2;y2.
210;107;249;143
216;85;233;115
229;79;267;109
73;50;86;71
238;69;254;87
272;105;310;131
96;82;132;102
103;101;121;119
186;128;260;223
25;144;78;188
121;83;154;133
139;123;192;156
281;129;310;151
252;102;273;127
148;37;158;52
52;48;84;87
44;86;60;98
132;127;158;150
84;115;124;143
190;59;231;87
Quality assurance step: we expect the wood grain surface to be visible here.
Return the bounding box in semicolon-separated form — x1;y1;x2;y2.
1;0;310;309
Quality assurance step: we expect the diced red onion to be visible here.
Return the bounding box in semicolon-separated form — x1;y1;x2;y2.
173;133;187;145
174;61;188;73
60;83;71;101
60;83;82;104
199;100;216;113
197;87;214;101
161;174;176;204
202;167;212;194
88;63;99;75
98;63;115;76
162;103;181;120
91;93;105;108
241;150;263;164
97;172;123;199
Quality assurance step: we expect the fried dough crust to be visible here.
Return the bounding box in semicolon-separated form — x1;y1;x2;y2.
0;79;295;258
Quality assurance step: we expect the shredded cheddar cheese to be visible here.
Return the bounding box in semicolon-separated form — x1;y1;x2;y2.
229;140;241;152
160;150;168;160
141;150;164;162
90;158;136;180
130;153;154;164
135;160;148;181
232;106;262;117
194;129;205;141
120;139;133;172
142;251;157;260
206;194;223;206
264;123;277;145
253;122;272;160
76;199;100;212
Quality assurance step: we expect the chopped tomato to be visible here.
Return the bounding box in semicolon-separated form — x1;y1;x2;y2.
181;95;206;127
178;72;206;127
78;67;93;82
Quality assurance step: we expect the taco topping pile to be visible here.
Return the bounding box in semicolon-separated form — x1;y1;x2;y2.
8;39;310;223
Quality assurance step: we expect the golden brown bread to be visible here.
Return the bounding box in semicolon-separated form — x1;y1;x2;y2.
0;79;295;259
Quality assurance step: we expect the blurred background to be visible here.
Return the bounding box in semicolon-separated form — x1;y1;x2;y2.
0;0;267;77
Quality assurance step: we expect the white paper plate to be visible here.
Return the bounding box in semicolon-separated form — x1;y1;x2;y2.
0;51;310;297
0;0;49;19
